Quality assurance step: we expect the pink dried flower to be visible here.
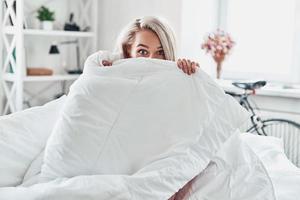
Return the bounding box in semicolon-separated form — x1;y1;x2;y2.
202;29;235;63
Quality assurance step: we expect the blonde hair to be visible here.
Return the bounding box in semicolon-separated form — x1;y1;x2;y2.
114;16;177;61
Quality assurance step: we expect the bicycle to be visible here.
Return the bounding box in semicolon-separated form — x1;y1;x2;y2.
225;80;300;167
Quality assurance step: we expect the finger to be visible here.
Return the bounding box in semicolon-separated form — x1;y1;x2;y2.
191;62;196;73
102;60;109;66
177;59;183;69
187;59;192;75
103;60;113;67
179;61;184;69
183;59;188;74
192;61;200;71
180;59;185;73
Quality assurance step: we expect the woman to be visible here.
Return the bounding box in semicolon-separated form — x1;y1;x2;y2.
84;16;199;76
84;16;196;199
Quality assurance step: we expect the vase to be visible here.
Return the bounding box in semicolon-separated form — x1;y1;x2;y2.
41;21;53;30
216;61;222;79
213;54;225;79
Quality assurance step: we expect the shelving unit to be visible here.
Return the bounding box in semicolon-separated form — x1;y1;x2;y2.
3;73;80;82
0;0;98;115
4;26;95;37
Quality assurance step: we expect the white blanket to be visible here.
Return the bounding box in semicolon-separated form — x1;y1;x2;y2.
243;134;300;200
40;58;249;187
0;57;299;199
2;133;298;200
187;133;275;200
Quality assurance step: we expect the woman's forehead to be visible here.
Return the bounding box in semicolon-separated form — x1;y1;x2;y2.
133;30;162;48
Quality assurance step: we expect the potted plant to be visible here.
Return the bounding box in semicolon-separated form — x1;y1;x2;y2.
37;6;55;30
202;29;235;79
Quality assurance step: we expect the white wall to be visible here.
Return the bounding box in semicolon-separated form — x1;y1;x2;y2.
97;0;182;52
180;0;218;76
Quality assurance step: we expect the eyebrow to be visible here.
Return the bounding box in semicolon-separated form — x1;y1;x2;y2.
136;44;163;49
137;44;149;48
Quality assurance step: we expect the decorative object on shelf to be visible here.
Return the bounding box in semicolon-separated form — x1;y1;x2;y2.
202;29;235;79
64;13;80;31
49;40;82;74
37;6;55;30
27;67;53;76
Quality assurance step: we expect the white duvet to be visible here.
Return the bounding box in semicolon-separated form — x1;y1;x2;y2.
0;58;299;200
1;133;299;200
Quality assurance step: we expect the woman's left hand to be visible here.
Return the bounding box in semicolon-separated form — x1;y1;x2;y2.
177;59;199;75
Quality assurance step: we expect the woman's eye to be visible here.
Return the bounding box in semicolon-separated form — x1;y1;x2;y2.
137;49;148;56
158;50;165;56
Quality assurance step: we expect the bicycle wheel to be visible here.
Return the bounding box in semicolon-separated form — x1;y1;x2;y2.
248;119;300;167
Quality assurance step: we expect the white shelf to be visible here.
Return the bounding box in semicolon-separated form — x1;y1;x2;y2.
4;26;94;37
3;73;80;82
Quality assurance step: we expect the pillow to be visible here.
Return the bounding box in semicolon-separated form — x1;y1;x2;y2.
0;96;66;187
41;58;249;182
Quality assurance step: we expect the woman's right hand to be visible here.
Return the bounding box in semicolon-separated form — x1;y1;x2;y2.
177;59;199;75
102;60;113;66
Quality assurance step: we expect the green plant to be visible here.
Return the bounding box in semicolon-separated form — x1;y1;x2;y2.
37;6;55;21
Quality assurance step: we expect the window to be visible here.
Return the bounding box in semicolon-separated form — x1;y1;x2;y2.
220;0;300;83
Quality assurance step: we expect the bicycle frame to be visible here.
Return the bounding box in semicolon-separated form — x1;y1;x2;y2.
229;90;267;135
